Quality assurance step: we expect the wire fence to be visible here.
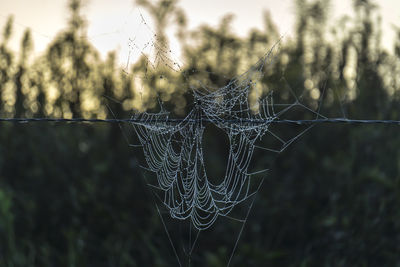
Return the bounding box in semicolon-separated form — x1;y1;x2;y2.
0;117;399;125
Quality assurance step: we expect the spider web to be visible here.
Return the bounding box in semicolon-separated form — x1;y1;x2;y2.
114;10;329;266
132;45;292;231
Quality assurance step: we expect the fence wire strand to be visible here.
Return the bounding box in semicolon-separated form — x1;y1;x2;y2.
0;117;399;125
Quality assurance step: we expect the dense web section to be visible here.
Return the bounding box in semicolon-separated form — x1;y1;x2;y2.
130;42;318;230
108;10;332;266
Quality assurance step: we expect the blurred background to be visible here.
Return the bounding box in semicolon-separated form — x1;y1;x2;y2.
0;0;400;266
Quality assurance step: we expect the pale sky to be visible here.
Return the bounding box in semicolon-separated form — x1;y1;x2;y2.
0;0;399;66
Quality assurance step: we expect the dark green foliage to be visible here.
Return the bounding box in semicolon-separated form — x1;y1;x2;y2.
0;0;399;266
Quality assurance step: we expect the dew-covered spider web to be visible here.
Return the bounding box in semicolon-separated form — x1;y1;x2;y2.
133;49;300;231
113;10;331;266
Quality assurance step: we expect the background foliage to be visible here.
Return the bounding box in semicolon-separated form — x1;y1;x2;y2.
0;0;399;266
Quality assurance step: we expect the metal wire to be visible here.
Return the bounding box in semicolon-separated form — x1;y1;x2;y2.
0;117;399;125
